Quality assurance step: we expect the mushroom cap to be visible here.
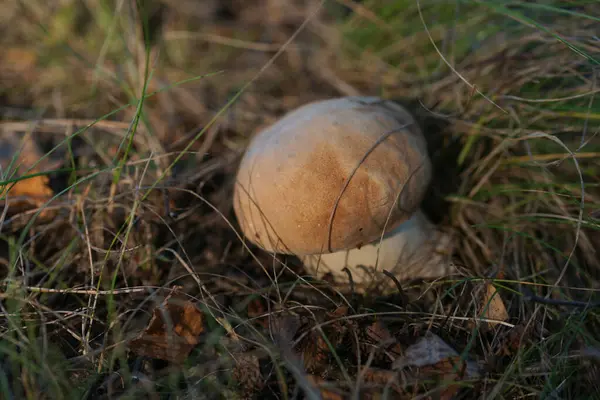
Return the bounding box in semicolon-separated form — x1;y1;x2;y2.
233;96;432;256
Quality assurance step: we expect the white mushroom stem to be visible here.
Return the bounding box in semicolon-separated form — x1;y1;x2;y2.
302;210;454;288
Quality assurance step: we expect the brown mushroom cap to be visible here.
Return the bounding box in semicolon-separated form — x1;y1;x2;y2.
233;96;432;256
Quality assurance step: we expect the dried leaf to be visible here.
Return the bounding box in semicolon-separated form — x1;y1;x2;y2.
393;332;480;378
497;323;527;356
365;320;403;360
480;282;509;327
0;133;55;215
247;298;268;328
4;175;53;203
232;352;264;396
361;368;404;395
302;306;351;372
1;48;38;79
302;333;330;373
328;306;349;319
306;375;345;400
393;332;480;399
129;286;204;363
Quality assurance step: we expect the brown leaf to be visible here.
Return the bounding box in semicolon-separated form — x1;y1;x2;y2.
306;375;345;400
365;320;403;360
302;333;330;373
419;356;474;400
393;332;480;399
1;133;55;215
393;332;480;378
361;367;404;395
232;352;264;396
328;306;349;319
308;370;409;399
129;286;204;363
1;48;38;80
247;298;268;328
480;282;509;327
302;306;352;372
5;175;53;204
496;323;527;356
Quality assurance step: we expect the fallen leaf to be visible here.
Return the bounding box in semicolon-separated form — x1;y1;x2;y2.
497;323;527;356
1;48;38;79
129;286;204;363
4;175;53;203
361;367;404;395
480;282;509;327
420;356;479;399
393;332;480;377
0;132;55;215
308;371;404;399
306;375;345;400
247;298;268;328
301;306;351;373
302;333;330;373
365;320;403;361
393;332;480;399
328;305;349;319
232;352;264;396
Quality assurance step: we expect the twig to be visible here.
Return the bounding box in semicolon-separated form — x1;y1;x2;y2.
522;290;600;309
0;284;161;296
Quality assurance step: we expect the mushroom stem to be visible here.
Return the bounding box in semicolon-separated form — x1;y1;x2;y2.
302;210;454;289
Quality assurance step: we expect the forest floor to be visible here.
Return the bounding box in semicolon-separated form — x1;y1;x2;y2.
1;1;600;399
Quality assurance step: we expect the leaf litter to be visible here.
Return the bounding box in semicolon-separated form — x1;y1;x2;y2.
479;281;509;328
0;131;57;224
129;286;205;364
1;0;599;399
116;286;495;398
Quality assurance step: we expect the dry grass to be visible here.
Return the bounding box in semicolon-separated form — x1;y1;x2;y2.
1;0;599;399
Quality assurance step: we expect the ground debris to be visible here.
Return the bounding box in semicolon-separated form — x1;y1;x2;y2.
393;331;481;399
306;375;346;399
129;286;205;363
393;331;480;376
0;47;38;81
1;0;598;398
0;131;56;222
231;352;265;398
299;306;354;374
364;319;404;363
479;281;509;328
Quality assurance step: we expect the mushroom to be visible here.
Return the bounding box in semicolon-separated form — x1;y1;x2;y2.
233;96;453;289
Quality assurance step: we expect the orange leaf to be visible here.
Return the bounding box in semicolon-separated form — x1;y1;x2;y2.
1;133;55;214
129;286;205;363
480;282;509;327
306;375;345;400
1;48;38;78
4;175;53;201
366;320;403;358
